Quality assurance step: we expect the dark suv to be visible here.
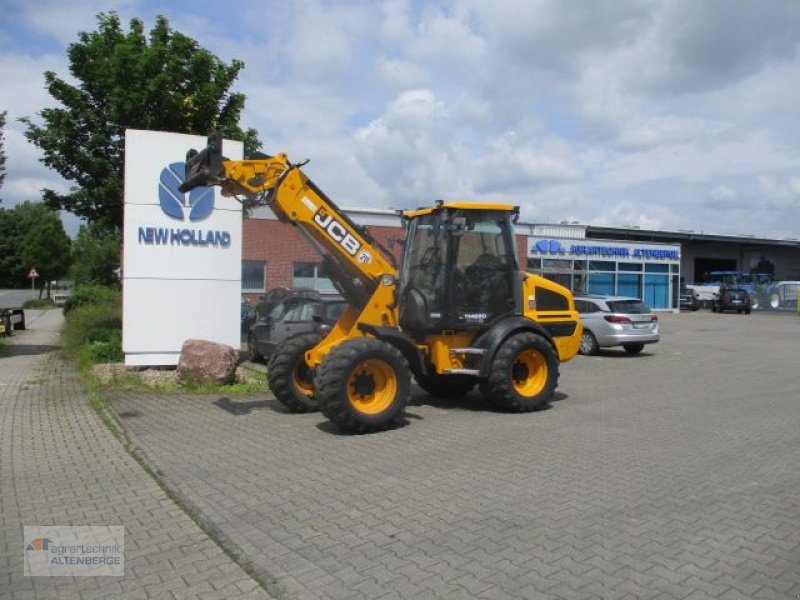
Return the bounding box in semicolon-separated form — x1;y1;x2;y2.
247;289;346;362
712;287;751;314
679;286;699;311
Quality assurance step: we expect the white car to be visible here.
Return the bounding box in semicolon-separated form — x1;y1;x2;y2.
573;295;660;355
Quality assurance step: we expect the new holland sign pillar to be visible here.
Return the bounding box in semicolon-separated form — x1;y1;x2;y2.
122;130;244;366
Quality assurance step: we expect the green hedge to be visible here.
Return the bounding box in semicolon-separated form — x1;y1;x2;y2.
62;285;122;367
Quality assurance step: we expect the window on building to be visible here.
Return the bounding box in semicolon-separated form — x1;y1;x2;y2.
293;262;335;291
617;273;642;298
588;272;615;295
619;262;643;272
242;260;266;291
542;259;573;270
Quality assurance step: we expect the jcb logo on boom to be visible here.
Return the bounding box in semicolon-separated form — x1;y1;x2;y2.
314;208;361;256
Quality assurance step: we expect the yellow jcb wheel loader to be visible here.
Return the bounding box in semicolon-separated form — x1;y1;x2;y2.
180;133;582;434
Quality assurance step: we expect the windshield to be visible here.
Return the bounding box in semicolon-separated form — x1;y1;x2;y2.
400;209;517;329
607;300;650;314
321;301;347;321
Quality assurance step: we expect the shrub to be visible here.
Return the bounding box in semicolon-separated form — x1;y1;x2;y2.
23;298;55;309
61;287;122;367
63;284;118;316
85;338;123;363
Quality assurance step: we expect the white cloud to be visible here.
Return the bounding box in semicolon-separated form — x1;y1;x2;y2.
12;0;142;45
473;127;583;193
375;58;430;90
2;0;800;240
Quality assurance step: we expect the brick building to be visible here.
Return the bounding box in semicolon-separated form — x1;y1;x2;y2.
242;206;800;311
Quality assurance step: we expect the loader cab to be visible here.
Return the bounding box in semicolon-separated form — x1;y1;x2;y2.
399;203;520;334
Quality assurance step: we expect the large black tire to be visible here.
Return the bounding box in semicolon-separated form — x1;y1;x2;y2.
480;332;558;412
316;338;410;434
623;343;644;355
247;333;263;363
579;330;599;356
415;372;475;398
267;332;322;413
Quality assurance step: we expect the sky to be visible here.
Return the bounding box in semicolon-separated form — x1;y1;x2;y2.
1;0;799;239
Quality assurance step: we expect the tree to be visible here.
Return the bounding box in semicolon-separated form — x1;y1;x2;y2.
22;12;260;231
69;225;121;286
0;202;52;287
21;213;72;298
0;110;6;198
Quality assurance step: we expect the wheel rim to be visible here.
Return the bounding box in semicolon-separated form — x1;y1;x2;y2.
511;349;548;396
293;363;314;396
579;332;594;354
347;359;396;415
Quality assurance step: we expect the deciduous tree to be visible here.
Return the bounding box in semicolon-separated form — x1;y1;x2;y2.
0;202;51;288
22;13;260;231
21;212;72;298
69;225;121;286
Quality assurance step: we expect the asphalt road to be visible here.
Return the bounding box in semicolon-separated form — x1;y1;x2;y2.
0;288;38;309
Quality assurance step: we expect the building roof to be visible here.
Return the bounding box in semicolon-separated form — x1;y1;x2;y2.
249;205;800;248
585;224;800;248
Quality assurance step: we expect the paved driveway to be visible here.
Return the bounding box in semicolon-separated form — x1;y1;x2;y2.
110;312;800;599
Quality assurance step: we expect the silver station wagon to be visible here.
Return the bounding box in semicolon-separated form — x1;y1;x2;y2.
573;295;660;355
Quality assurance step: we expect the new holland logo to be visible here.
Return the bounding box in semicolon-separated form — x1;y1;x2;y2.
138;162;231;248
158;162;214;222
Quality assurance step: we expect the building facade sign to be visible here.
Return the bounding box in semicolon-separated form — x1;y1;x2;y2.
527;237;681;310
122;130;243;366
530;238;680;261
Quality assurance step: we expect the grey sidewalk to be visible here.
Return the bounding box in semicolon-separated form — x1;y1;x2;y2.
0;309;269;599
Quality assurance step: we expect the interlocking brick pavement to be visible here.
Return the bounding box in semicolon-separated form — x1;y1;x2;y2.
0;310;269;599
109;311;800;599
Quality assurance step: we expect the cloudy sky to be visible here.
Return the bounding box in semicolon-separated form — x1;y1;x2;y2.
1;0;799;238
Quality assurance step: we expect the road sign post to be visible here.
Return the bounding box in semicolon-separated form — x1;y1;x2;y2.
28;268;38;295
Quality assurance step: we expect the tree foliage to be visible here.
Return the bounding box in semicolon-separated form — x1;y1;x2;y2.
0;202;52;287
21;212;72;297
22;12;260;231
70;225;121;286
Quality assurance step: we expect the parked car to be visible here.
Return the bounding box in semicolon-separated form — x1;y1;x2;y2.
242;287;292;333
679;286;699;311
712;286;751;314
573;295;660;355
247;289;346;362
